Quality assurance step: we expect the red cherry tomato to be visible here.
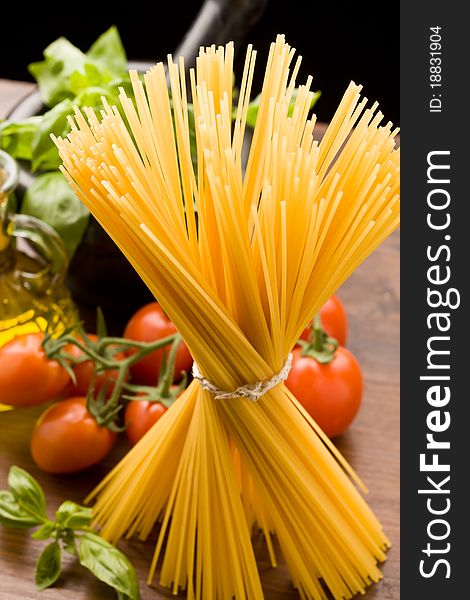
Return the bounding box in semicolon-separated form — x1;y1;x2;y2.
124;395;168;446
31;397;117;473
0;333;69;407
124;303;192;385
300;295;348;346
62;334;125;398
285;346;363;438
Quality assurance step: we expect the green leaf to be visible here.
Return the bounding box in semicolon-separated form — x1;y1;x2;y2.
21;172;90;258
30;99;73;172
95;307;108;339
28;27;127;108
78;532;140;600
0;491;43;528
31;522;55;540
75;85;119;111
69;64;107;96
0;117;41;161
10;28;131;174
55;501;92;529
8;466;47;521
35;541;61;591
29;37;89;107
87;26;127;75
62;530;77;556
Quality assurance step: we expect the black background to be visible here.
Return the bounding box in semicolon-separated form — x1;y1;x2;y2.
0;0;399;125
401;2;467;597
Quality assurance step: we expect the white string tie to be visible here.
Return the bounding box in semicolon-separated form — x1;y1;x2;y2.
192;353;293;402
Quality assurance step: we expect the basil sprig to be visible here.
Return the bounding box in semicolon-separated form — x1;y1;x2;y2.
0;466;140;599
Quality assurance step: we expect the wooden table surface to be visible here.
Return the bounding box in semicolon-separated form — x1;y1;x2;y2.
0;79;400;600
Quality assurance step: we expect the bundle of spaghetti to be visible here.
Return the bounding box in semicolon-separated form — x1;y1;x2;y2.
54;35;399;600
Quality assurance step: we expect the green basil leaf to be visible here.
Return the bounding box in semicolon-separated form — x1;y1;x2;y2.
56;501;92;529
31;522;55;540
29;38;89;107
28;27;127;108
0;117;41;161
35;541;61;591
21;171;90;258
78;532;140;600
8;466;47;520
86;26;127;76
69;63;108;96
30;99;73;172
74;85;119;110
0;490;43;528
62;530;77;556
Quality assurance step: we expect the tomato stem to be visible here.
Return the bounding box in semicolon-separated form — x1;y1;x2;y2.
42;314;184;430
121;334;187;409
45;333;179;370
87;363;129;430
299;313;339;364
160;334;182;397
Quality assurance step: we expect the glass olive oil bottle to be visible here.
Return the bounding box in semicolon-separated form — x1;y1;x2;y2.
0;151;77;408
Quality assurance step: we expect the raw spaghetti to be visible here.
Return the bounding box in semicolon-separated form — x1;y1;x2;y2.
54;35;400;600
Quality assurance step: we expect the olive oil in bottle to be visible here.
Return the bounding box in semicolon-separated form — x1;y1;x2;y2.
0;151;77;408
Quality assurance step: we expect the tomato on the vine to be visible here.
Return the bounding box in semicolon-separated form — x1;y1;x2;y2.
124;303;192;385
31;397;117;473
0;333;69;407
124;331;187;445
286;346;362;438
62;334;125;398
289;314;362;438
300;295;348;347
124;396;168;446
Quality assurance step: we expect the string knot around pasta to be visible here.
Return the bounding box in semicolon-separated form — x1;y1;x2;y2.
192;353;293;401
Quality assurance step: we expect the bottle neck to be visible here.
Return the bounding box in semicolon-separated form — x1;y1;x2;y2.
0;193;15;273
